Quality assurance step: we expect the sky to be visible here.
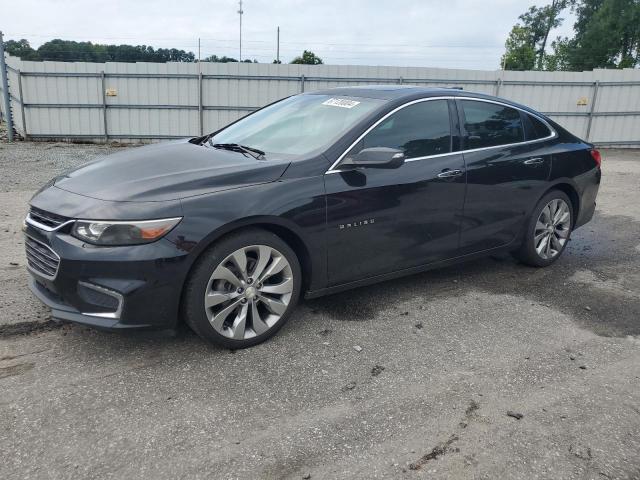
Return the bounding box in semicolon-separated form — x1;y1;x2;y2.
3;0;576;70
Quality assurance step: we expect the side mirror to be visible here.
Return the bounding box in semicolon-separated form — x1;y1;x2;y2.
340;147;405;169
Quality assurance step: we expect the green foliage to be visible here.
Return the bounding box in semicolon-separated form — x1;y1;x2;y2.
4;39;40;60
542;37;574;69
502;0;569;70
501;26;537;70
290;50;323;65
202;55;239;63
558;0;640;70
3;39;255;63
4;38;266;64
522;0;570;68
504;0;640;71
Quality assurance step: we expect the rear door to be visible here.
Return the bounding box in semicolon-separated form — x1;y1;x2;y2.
324;98;467;285
456;99;553;255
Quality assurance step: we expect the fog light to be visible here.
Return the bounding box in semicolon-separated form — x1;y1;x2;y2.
77;281;124;319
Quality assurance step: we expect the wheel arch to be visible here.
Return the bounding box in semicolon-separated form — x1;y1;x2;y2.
515;180;580;249
178;216;314;317
542;181;580;224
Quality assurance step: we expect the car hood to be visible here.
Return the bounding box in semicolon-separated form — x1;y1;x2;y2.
52;140;292;202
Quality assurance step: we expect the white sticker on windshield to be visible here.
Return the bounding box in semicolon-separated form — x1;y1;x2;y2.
322;98;361;109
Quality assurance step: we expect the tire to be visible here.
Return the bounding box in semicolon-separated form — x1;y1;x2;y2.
513;190;573;267
182;228;302;349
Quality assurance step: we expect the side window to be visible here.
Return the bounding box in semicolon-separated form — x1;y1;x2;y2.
350;100;451;159
461;100;524;149
523;113;552;140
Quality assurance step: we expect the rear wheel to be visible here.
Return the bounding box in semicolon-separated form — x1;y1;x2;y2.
513;190;573;267
182;229;301;348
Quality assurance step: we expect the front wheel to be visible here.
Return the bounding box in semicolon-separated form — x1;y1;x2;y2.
513;190;573;267
182;229;301;348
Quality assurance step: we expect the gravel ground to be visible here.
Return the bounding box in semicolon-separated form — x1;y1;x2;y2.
1;137;639;480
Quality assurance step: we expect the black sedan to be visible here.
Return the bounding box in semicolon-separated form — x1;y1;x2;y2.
24;86;601;348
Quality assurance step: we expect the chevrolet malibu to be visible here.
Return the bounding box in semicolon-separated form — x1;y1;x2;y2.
25;86;601;348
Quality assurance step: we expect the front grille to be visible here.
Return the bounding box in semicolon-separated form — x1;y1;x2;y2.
25;236;61;279
28;207;71;230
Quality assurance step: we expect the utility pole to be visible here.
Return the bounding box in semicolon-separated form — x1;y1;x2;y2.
0;31;14;141
197;37;201;73
238;0;244;62
276;26;280;64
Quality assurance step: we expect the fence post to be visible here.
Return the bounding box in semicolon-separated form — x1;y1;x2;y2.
0;31;14;141
585;80;599;142
494;78;502;97
300;74;305;93
101;71;108;142
17;69;27;139
198;72;203;135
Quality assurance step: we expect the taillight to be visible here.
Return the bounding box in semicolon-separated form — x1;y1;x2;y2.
590;149;602;168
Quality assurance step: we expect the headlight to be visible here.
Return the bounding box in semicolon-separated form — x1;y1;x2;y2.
72;217;182;246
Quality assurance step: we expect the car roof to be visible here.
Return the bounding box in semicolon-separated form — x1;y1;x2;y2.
308;85;543;117
309;85;466;100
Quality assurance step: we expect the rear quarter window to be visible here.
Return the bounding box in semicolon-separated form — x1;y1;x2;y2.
522;113;552;140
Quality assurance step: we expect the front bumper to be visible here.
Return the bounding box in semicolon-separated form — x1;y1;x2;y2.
30;277;135;329
25;223;191;331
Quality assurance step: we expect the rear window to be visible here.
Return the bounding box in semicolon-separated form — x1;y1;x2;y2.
461;100;524;149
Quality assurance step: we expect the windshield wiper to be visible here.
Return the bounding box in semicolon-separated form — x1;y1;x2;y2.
210;142;266;160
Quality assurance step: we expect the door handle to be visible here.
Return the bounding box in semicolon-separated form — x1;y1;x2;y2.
437;169;464;178
523;157;544;165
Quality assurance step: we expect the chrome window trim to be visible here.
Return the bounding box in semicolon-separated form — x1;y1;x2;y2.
78;281;124;320
25;213;75;232
325;96;557;174
25;234;61;280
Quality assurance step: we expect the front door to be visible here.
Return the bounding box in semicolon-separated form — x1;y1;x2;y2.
324;98;467;286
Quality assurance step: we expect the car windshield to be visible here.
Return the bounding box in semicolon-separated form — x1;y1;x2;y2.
210;94;385;156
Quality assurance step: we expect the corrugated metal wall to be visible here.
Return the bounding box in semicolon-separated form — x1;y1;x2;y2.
4;55;640;146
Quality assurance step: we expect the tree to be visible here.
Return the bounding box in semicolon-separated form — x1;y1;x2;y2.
203;55;237;62
4;38;197;63
522;1;570;68
501;1;570;70
4;39;39;60
503;0;640;71
542;36;574;70
501;25;537;70
290;50;323;65
558;0;640;70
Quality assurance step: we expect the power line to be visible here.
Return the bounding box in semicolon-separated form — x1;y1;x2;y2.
6;32;504;49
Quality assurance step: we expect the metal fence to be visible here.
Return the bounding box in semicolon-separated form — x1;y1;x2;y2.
1;53;639;146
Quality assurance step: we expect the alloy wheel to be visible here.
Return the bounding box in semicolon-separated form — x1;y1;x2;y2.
534;198;571;260
204;245;294;340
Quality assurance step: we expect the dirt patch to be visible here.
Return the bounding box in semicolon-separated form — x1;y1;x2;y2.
409;400;482;469
0;362;34;379
306;291;382;321
465;399;480;416
409;434;459;470
0;320;63;338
